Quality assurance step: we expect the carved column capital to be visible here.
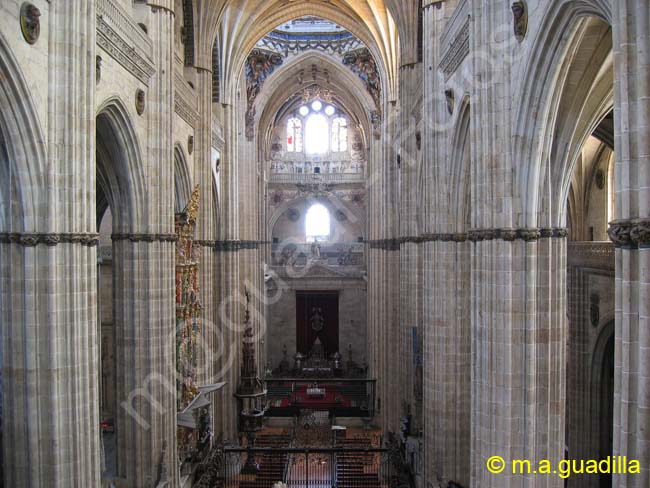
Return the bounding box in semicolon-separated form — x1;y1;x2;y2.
609;219;650;249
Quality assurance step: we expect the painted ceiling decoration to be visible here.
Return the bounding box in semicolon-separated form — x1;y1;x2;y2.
258;29;363;56
256;17;364;56
342;48;382;115
245;48;284;139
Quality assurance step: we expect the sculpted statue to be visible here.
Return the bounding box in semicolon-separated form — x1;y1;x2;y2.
310;242;321;258
511;1;528;42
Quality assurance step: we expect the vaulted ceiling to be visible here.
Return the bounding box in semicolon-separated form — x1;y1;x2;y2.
192;0;410;102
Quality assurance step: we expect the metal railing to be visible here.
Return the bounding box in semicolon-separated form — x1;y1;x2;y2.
222;448;397;488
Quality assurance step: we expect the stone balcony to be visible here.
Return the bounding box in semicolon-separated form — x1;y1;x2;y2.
269;173;365;184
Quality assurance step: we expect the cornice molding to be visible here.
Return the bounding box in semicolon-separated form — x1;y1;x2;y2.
195;240;217;248
174;71;198;127
0;232;100;247
97;0;156;86
608;219;650;249
211;240;270;252
439;17;470;81
367;228;568;250
112;233;178;243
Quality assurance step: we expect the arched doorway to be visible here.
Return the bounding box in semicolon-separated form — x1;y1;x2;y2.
528;12;616;486
95;99;147;482
0;32;58;487
589;320;615;488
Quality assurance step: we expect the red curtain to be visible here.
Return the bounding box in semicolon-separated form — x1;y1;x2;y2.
296;291;339;357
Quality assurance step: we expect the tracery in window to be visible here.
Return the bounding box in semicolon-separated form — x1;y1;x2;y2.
287;117;303;152
331;117;348;152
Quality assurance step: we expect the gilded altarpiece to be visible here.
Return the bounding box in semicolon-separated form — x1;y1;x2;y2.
175;186;203;459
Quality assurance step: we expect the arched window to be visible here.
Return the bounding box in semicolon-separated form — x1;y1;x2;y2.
331;117;348;152
305;204;330;242
287;117;303;152
305;114;329;154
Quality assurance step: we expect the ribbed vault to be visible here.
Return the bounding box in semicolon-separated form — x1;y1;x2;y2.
194;0;399;103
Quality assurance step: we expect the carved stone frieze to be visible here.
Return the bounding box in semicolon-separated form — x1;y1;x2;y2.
0;232;100;247
439;18;470;80
174;97;197;127
96;0;156;86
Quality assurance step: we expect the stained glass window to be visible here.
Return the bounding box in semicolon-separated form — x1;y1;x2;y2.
305;114;329;154
287;117;303;152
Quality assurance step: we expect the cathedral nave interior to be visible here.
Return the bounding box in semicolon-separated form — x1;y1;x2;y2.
0;1;648;487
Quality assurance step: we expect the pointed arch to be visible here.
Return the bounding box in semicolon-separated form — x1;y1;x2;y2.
513;1;613;227
449;95;472;232
174;144;193;213
96;97;147;232
0;31;46;232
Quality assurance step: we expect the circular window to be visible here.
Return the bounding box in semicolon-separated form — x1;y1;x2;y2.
325;105;336;116
311;100;323;112
299;106;310;116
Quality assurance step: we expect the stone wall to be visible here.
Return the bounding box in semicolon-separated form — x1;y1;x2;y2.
265;275;367;370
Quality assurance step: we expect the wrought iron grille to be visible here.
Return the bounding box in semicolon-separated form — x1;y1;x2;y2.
220;447;399;488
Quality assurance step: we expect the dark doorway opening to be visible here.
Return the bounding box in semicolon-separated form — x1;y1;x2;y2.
598;332;615;488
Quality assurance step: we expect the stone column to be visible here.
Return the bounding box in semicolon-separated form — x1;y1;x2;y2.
367;100;400;432
468;1;566;486
390;0;424;438
610;1;650;486
1;1;100;486
112;2;178;485
113;239;176;487
420;3;472;485
191;48;219;435
214;98;244;442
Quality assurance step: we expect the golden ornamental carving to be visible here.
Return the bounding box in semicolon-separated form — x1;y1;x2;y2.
186;185;201;224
